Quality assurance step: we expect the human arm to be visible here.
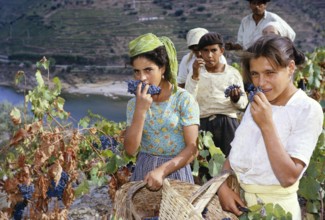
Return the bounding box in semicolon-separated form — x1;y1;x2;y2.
124;83;152;156
144;124;199;190
184;57;204;98
235;19;245;49
250;92;306;187
177;53;191;88
217;159;246;216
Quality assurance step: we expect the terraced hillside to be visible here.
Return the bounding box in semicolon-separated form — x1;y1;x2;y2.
0;0;324;65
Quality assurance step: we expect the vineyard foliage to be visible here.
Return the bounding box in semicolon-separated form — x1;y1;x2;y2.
0;50;323;219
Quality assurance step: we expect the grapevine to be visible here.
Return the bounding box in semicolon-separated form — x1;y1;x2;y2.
127;80;161;95
47;171;69;200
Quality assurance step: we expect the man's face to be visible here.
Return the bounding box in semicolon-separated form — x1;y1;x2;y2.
249;1;267;16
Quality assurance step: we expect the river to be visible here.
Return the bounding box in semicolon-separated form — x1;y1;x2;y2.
0;85;129;123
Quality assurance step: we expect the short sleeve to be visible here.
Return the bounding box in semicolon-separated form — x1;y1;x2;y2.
177;90;200;126
286;97;323;166
126;98;136;126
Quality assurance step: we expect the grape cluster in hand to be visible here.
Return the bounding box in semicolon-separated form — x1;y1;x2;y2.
224;84;243;98
127;80;161;95
248;86;263;102
47;171;69;200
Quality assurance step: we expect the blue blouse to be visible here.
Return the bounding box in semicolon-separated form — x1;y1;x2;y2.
126;88;200;156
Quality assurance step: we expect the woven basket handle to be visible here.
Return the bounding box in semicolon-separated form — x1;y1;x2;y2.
125;181;147;220
189;171;232;213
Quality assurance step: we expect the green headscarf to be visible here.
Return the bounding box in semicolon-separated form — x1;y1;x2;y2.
128;33;178;93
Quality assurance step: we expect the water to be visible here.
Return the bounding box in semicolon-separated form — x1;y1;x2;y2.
0;85;129;123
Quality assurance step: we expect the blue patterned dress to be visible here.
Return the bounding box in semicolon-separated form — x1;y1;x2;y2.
126;88;200;182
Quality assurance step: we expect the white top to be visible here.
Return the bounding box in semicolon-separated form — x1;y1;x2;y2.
229;90;324;185
177;52;228;85
185;64;248;118
237;11;296;49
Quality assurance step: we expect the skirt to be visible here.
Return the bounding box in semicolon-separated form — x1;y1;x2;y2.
130;152;194;183
241;181;301;220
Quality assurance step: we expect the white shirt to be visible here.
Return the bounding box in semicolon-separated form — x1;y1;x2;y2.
229;90;323;185
185;64;248;118
237;11;296;49
177;52;227;85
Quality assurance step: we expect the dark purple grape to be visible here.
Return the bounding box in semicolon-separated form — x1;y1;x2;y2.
18;184;34;200
248;86;263;102
127;162;135;173
47;171;69;200
297;78;306;91
143;217;159;220
201;207;209;218
13;184;35;220
224;84;243;98
13;200;27;220
99;135;119;154
127;80;161;95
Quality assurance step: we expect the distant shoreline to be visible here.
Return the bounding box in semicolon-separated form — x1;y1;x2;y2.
0;79;134;100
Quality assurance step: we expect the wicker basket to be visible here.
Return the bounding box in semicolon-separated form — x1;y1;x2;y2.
113;172;239;220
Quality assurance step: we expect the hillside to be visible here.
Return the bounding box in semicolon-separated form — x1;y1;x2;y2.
0;0;324;66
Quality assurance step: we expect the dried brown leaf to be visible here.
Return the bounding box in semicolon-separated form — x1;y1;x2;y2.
17;155;26;169
9;128;28;146
62;183;74;208
9;107;21;125
89;127;97;134
17;166;32;185
48;163;62;186
4;178;19;194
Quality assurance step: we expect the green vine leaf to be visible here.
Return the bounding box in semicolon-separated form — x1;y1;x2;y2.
35;70;44;87
74;180;90;197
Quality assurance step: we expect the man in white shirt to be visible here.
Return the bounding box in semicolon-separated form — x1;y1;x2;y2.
226;0;295;50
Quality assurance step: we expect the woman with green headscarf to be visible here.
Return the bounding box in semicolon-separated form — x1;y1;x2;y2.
124;33;200;190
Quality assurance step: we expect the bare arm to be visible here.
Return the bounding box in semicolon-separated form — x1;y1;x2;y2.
144;124;199;190
124;83;152;156
217;159;246;216
251;93;305;187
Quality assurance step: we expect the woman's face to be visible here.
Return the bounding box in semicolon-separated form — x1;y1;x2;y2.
249;56;295;105
132;56;165;86
200;44;224;68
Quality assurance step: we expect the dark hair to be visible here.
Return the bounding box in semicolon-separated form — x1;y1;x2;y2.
129;46;171;81
241;35;305;84
198;32;224;50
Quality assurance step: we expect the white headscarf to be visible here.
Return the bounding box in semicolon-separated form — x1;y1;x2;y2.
262;21;294;41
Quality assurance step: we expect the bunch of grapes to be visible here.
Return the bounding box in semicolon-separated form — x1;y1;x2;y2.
201;207;209;219
13;184;35;220
224;84;243;98
13;200;28;220
99;135;119;155
18;184;34;200
248;86;263;102
127;80;161;95
47;171;69;200
126;162;135;173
